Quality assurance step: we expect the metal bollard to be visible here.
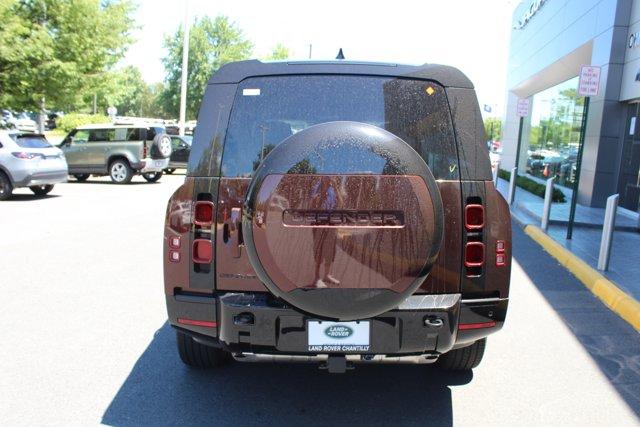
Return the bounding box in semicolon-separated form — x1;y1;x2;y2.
507;167;517;205
541;178;554;232
492;161;500;186
597;194;619;271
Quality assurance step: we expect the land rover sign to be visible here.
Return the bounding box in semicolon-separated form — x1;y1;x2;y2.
324;325;354;339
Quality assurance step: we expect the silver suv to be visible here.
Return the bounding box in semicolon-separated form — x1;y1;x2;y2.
0;131;68;200
59;123;172;184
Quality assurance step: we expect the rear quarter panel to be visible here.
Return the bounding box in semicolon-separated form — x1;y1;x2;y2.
106;141;143;169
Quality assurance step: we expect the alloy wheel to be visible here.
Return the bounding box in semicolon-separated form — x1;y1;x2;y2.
111;163;127;182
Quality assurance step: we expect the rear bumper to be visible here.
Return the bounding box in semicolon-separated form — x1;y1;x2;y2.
167;161;187;169
138;158;169;173
14;169;68;187
167;292;508;356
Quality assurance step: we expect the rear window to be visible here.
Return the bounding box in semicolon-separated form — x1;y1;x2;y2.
221;75;459;179
10;134;51;148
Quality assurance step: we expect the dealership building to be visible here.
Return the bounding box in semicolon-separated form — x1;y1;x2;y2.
501;0;640;211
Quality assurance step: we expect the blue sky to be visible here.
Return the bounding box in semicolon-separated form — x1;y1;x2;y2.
122;0;518;116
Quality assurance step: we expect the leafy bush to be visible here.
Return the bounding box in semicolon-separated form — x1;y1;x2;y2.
56;113;110;133
498;169;566;203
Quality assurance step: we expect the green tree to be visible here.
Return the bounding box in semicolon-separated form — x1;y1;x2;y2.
0;0;136;111
266;43;290;60
160;15;253;120
483;117;502;141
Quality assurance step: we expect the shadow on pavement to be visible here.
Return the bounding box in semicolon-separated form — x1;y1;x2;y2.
67;180;156;185
102;322;469;426
4;194;61;201
512;225;640;417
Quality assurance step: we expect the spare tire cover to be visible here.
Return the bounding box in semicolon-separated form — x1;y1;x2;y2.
243;121;443;320
151;133;172;159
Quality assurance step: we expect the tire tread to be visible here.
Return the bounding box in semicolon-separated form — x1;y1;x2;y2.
176;331;229;369
438;338;486;371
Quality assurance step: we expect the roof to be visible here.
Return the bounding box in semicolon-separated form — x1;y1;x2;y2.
76;122;165;130
208;60;474;88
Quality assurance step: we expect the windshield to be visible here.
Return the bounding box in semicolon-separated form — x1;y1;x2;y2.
11;134;51;148
221;75;459;179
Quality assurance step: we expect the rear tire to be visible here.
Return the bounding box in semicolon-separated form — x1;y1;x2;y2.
109;159;133;184
438;338;486;371
74;174;89;182
30;184;54;196
0;172;13;200
176;331;230;369
142;171;162;183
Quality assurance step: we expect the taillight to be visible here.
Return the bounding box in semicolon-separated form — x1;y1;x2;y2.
193;239;212;264
464;204;484;230
464;199;485;276
464;242;485;267
142;142;148;159
194;201;215;226
12;152;43;160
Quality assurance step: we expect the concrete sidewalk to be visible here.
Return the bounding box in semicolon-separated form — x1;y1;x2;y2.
496;178;640;302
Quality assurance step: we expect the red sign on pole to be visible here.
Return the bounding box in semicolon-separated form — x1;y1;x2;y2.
578;65;601;97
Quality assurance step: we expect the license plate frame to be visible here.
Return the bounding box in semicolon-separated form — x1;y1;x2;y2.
307;320;370;352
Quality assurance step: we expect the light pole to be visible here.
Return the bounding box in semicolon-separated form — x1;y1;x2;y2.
178;1;190;136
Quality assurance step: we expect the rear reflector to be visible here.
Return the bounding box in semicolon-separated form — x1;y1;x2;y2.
192;239;212;264
194;201;215;226
177;318;217;328
464;242;485;267
464;204;484;230
458;321;496;330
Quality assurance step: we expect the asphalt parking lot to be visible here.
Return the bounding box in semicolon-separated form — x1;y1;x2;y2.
1;174;638;426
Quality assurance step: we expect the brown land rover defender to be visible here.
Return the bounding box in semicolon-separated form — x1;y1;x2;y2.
164;60;511;373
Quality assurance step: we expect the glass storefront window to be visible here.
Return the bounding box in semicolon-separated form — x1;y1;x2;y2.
525;76;584;187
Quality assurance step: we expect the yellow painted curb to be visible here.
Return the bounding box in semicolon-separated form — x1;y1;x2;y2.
524;224;640;331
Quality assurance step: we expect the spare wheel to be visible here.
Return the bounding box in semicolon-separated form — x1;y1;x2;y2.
243;121;444;320
151;133;172;159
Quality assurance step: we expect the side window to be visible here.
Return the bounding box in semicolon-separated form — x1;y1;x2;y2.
127;128;144;141
113;128;128;141
170;137;183;149
74;130;89;143
88;129;110;142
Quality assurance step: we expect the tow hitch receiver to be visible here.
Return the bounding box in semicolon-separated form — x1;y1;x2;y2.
321;355;352;373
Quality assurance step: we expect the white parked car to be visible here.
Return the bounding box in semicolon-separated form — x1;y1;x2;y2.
0;131;68;200
13;113;38;132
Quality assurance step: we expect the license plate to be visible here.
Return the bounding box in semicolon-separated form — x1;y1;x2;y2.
308;320;370;352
